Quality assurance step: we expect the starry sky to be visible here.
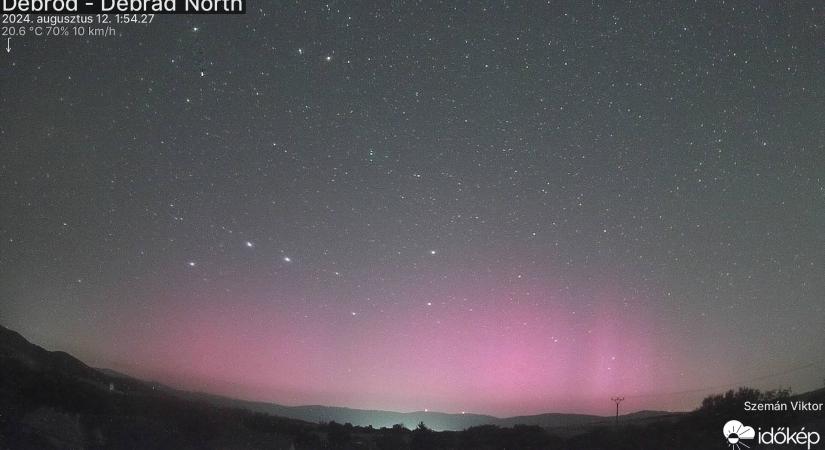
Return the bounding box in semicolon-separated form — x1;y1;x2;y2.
1;1;824;417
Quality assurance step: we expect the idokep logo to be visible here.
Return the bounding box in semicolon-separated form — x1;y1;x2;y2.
724;420;756;449
723;420;821;450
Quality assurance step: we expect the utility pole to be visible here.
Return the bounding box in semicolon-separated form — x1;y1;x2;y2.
611;397;625;427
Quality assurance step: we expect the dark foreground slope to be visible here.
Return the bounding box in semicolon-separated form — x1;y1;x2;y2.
0;325;317;449
565;386;825;450
1;324;823;449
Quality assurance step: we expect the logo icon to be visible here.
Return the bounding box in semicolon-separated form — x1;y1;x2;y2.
724;420;756;449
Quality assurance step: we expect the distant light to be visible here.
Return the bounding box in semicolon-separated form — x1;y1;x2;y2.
351;311;357;316
188;261;196;267
325;55;332;62
424;408;429;412
245;241;254;248
429;249;437;255
426;302;432;306
283;256;291;262
192;26;199;32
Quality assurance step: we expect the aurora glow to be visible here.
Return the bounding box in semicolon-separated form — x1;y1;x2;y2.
1;1;823;418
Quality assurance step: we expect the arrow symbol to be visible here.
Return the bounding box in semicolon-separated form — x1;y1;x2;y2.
5;38;9;53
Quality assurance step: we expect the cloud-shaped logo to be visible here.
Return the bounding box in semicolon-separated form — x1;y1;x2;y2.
723;420;755;449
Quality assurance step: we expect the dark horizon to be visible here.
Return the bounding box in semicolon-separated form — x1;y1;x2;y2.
2;321;822;436
5;315;823;419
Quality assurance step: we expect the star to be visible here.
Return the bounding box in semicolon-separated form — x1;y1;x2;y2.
6;0;821;422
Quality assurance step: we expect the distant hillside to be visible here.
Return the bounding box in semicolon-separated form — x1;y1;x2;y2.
181;393;501;431
93;348;678;432
181;390;676;432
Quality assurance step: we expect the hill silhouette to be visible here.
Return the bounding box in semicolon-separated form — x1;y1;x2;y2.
176;389;675;431
1;324;822;449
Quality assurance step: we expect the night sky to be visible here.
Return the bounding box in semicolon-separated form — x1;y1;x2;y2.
1;1;824;417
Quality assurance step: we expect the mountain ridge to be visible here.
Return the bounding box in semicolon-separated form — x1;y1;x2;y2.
1;324;674;431
2;322;822;450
